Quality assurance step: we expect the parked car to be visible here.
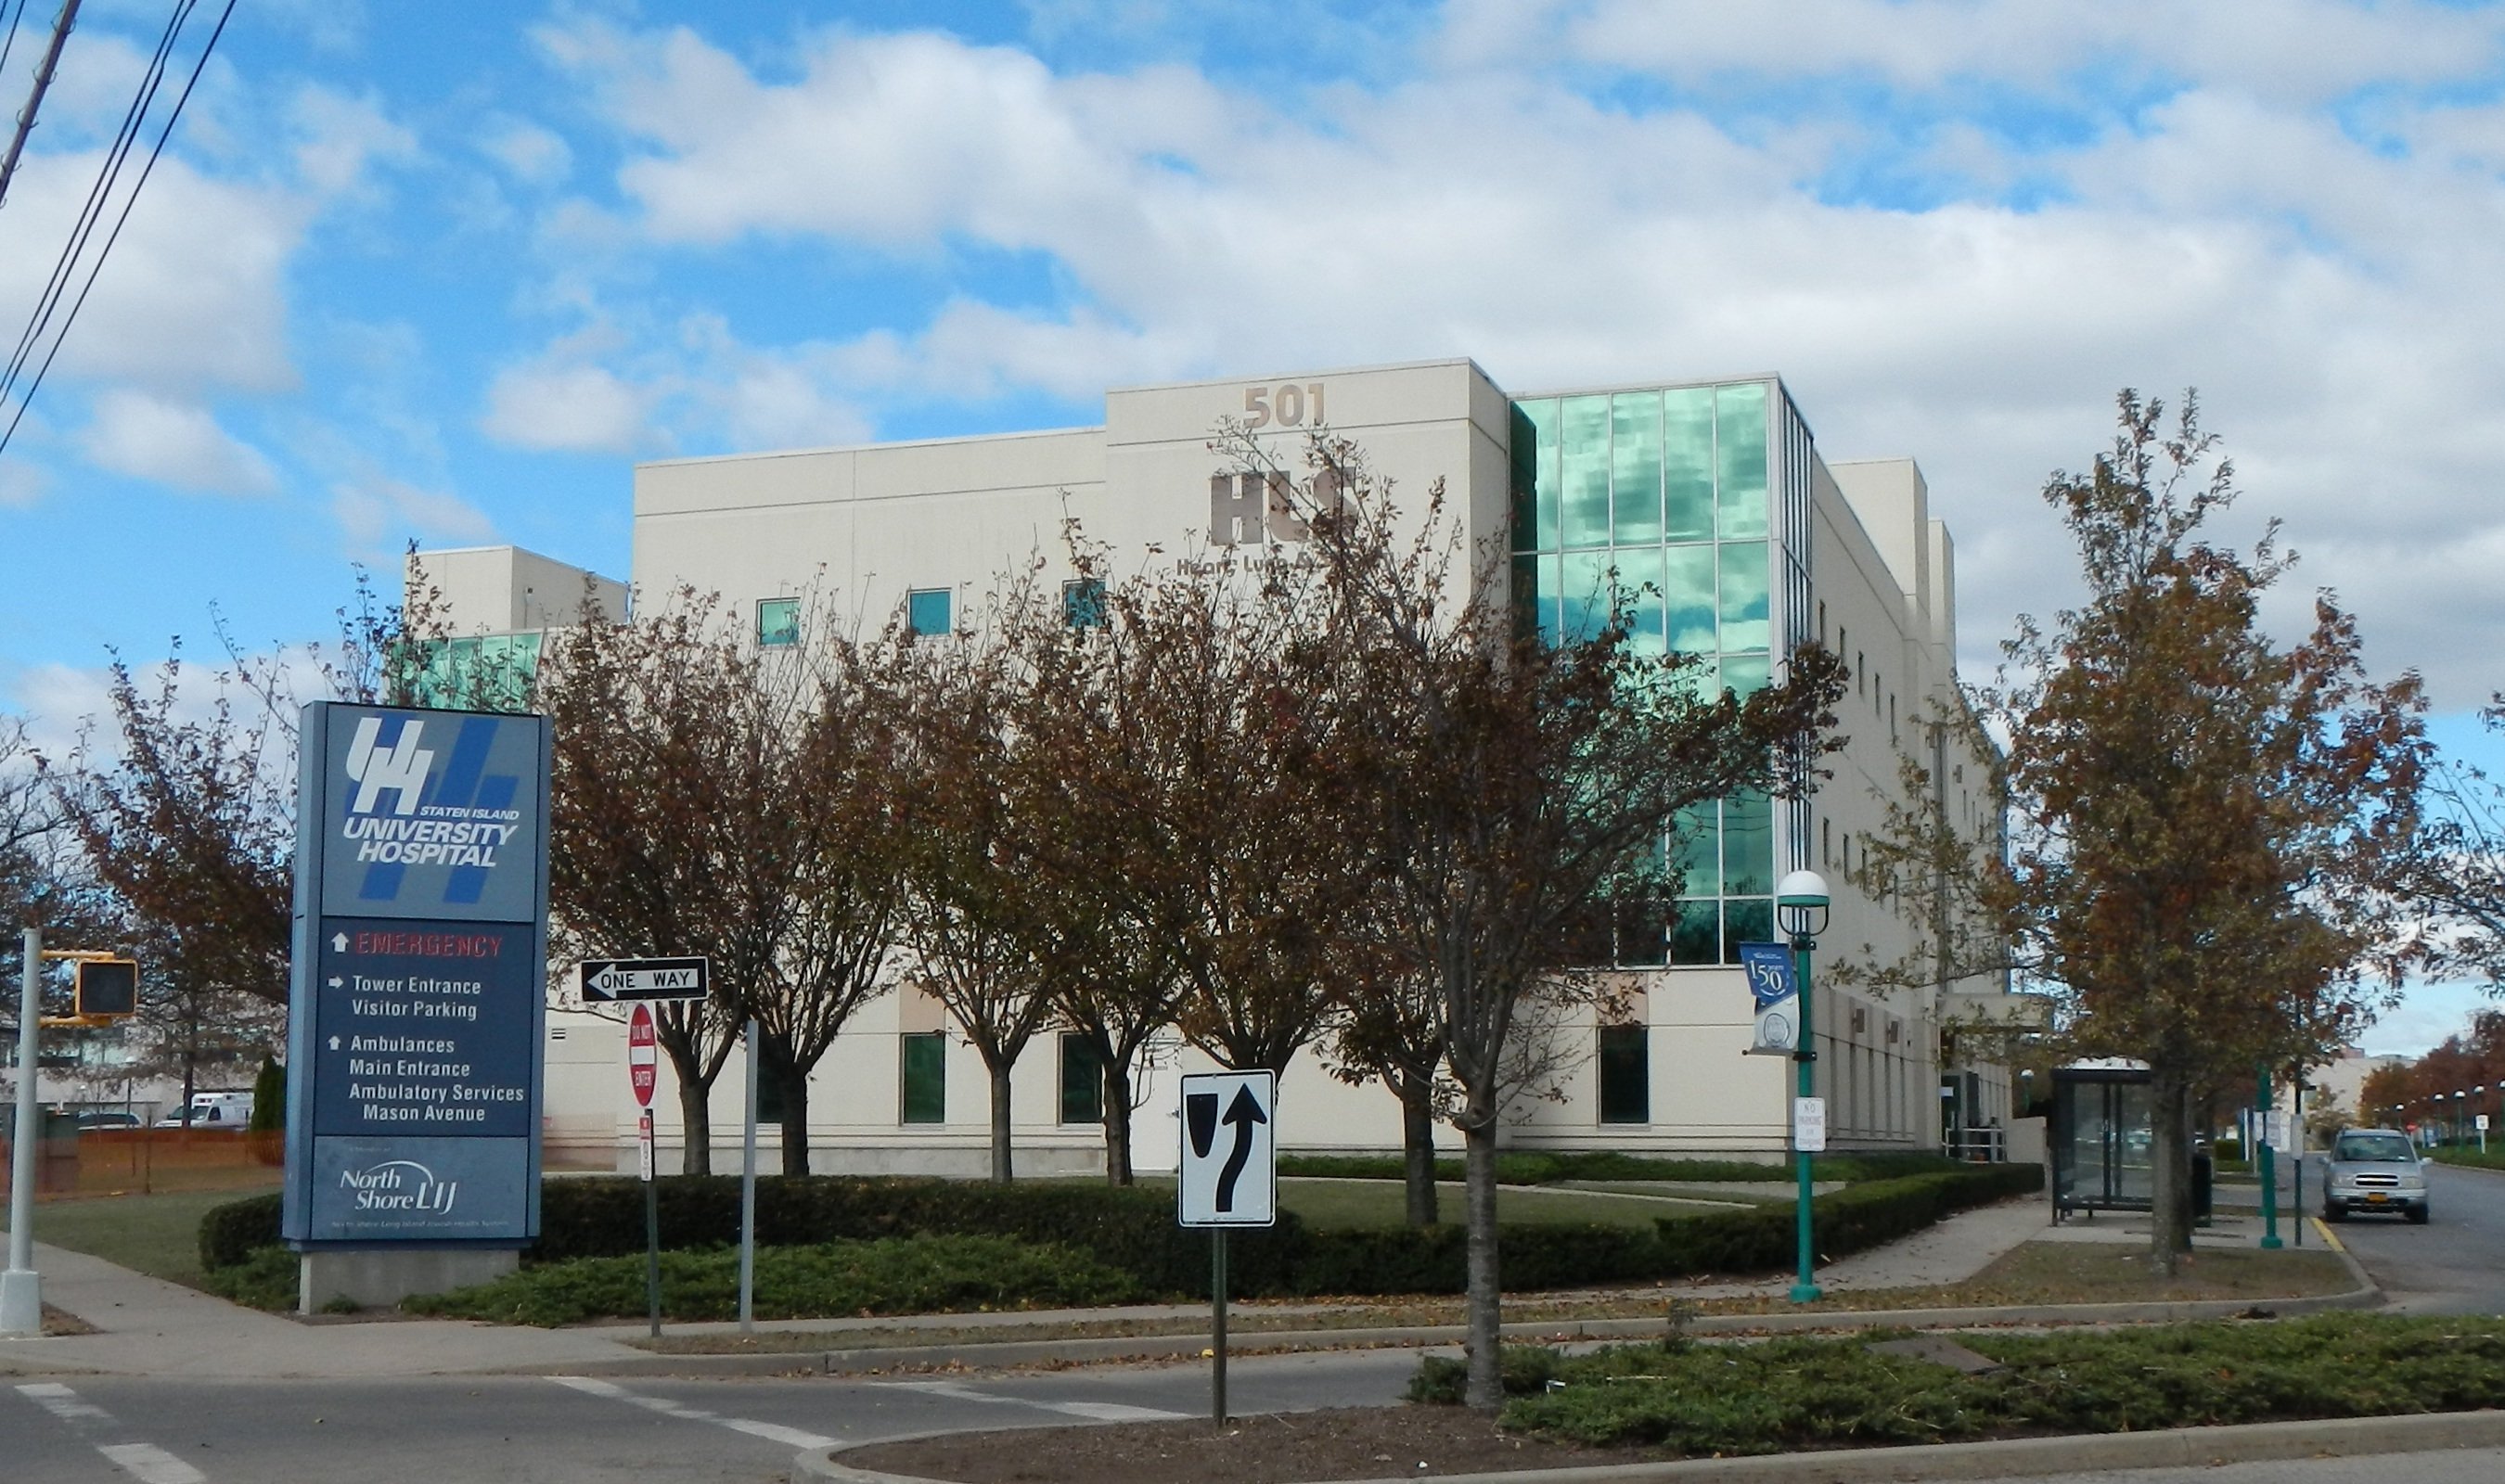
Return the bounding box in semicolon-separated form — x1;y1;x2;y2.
154;1092;254;1131
2321;1126;2430;1224
73;1109;144;1131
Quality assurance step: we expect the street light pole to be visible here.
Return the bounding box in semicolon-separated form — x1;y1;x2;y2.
1776;870;1830;1306
2;927;42;1337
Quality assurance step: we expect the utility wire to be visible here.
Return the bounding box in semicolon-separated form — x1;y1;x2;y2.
0;0;230;461
2;0;183;401
0;0;33;84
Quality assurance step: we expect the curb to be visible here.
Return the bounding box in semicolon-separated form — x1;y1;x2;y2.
491;1277;2385;1378
789;1408;2505;1484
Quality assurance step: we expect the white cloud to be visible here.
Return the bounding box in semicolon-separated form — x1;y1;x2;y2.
517;11;2505;707
331;473;496;558
481;118;574;185
79;390;277;494
480;357;655;454
0;457;46;509
289;84;419;197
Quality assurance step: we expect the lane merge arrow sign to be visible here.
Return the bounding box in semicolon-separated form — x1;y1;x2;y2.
1177;1070;1278;1228
627;1004;658;1108
579;956;710;1004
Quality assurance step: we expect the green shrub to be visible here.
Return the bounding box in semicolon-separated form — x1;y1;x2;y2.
1407;1346;1567;1403
199;1160;2043;1303
1458;1314;2505;1455
248;1060;286;1133
199;1192;283;1271
404;1235;1141;1326
1275;1149;1970;1185
2427;1145;2505;1171
200;1246;299;1311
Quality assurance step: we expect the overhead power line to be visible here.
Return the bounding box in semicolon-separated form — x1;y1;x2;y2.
0;0;234;463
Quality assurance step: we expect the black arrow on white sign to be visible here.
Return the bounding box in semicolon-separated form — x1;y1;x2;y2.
1214;1083;1267;1213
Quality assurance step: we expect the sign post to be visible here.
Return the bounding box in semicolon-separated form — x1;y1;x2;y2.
1176;1069;1277;1427
281;703;553;1312
629;1003;661;1338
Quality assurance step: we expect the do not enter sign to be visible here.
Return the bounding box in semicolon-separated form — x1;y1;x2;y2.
627;1004;658;1107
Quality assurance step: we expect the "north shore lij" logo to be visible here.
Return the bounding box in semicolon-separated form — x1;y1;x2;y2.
338;1158;458;1214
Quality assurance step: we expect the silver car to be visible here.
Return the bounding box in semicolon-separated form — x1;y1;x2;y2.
2321;1127;2430;1224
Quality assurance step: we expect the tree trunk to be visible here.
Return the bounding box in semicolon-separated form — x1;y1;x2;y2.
1100;1058;1136;1186
1401;1083;1439;1227
2149;1067;2193;1276
989;1060;1016;1184
1461;1117;1504;1411
671;1053;712;1177
777;1063;812;1176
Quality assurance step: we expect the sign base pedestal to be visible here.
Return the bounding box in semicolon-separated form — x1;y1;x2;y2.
298;1247;518;1313
0;1267;41;1337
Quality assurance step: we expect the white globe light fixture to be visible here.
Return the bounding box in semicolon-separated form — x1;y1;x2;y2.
1775;869;1831;941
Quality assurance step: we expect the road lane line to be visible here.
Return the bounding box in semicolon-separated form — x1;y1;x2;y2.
547;1374;840;1451
96;1443;210;1484
881;1377;1189;1423
15;1382;212;1484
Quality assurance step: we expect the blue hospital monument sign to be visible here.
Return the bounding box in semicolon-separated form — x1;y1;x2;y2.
282;703;552;1281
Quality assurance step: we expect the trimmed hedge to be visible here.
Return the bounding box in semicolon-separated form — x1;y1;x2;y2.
199;1161;2043;1298
1278;1149;1972;1186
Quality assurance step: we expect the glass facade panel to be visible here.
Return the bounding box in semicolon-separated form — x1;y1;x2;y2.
1663;544;1715;652
1059;1033;1103;1125
1511;403;1555;553
1720;652;1771;696
1717;542;1770;653
1724;791;1774;896
1560;551;1611;644
1511;555;1545;642
1597;1025;1651;1124
1535;555;1562;646
907;588;952;637
1609;391;1662;544
1062;578;1107;629
757;597;801;647
1560;394;1612;547
1721;897;1774;961
1715;382;1769;539
1609;546;1664;655
900;1032;945;1124
1669;900;1721;966
1663;387;1715;541
1672;802;1719;898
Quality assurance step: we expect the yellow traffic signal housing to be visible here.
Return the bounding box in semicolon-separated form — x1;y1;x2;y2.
74;958;139;1019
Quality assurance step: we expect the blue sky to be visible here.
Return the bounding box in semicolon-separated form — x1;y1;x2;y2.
2;1;2501;1051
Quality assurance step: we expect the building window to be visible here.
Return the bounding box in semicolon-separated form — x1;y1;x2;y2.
757;597;800;648
1062;578;1108;629
1059;1033;1103;1125
906;588;953;638
1598;1025;1650;1125
899;1032;946;1125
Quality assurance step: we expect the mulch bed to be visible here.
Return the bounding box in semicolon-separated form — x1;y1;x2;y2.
843;1408;1660;1483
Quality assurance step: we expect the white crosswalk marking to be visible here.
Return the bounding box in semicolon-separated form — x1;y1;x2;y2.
546;1375;840;1450
881;1377;1188;1423
15;1382;211;1484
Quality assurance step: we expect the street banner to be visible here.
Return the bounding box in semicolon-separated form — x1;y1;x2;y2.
1738;941;1800;1055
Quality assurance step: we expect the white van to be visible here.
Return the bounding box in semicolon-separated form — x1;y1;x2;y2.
155;1092;254;1130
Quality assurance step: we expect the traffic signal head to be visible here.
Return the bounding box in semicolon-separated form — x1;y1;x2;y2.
75;958;138;1019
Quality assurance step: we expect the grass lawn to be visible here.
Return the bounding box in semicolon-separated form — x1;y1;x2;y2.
10;1188;248;1289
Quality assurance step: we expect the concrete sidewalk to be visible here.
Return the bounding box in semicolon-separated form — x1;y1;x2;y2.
0;1196;2361;1381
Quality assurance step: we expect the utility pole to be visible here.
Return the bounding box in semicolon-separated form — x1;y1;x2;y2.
0;1;84;213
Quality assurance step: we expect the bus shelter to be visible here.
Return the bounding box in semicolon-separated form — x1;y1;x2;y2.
2049;1062;2212;1222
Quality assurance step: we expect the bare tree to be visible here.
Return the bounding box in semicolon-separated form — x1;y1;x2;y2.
875;606;1053;1182
1272;432;1842;1410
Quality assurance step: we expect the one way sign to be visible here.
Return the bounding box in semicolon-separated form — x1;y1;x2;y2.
577;956;710;1004
1177;1070;1277;1228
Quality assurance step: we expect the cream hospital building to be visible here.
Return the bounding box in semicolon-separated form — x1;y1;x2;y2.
422;358;2022;1176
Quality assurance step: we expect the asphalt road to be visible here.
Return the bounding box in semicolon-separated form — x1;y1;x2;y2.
2330;1160;2505;1314
6;1349;1424;1484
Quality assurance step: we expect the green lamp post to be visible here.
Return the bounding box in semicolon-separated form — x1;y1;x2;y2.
1777;868;1831;1304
